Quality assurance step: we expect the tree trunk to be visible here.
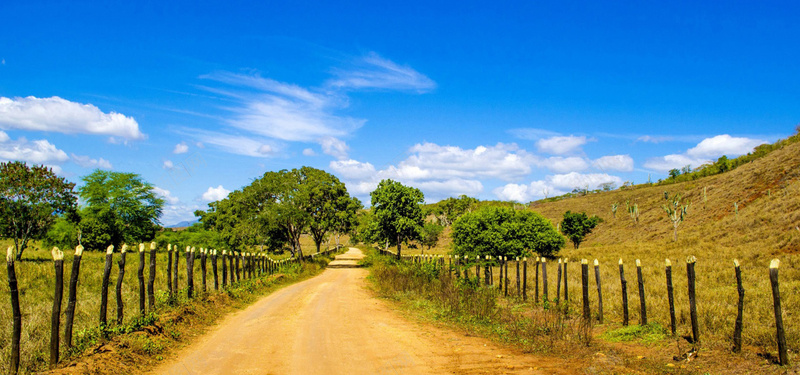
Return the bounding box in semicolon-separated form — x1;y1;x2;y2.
396;234;401;260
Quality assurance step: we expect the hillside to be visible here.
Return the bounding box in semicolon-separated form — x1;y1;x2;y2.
532;137;800;256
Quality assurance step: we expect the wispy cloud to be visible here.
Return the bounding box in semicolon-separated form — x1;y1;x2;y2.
71;153;112;169
327;52;436;93
186;129;284;158
192;52;435;158
0;96;145;140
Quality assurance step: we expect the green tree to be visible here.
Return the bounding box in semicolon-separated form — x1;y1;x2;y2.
331;195;362;247
420;222;444;251
78;170;164;249
0;161;77;260
302;167;353;253
370;179;425;259
430;195;478;226
451;206;564;258
559;211;602;249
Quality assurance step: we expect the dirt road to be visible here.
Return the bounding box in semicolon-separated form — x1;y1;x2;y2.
153;248;579;375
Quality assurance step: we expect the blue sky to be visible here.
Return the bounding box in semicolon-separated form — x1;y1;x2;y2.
1;1;798;225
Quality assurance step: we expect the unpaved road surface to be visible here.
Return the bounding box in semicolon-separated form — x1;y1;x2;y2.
153;248;580;375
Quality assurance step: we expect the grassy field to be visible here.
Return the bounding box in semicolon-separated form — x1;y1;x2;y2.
397;139;800;359
0;235;340;374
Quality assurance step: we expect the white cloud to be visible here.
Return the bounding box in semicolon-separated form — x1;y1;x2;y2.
328;52;436;93
163;160;174;169
201;72;365;143
644;134;765;172
398;142;537;181
643;154;709;172
536;135;588;155
320;137;349;160
173;142;189;154
0;134;69;164
493;173;622;202
0;96;145;140
492;183;530;202
160;202;202;227
549;172;622;190
189;129;282;158
330;159;377;180
687;134;765;158
593;155;634;172
637;135;673;143
544;156;589;173
302;148;316;156
201;185;231;202
71;153;112;169
153;186;179;205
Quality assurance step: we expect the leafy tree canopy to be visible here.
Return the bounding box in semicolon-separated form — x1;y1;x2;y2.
0;161;77;259
78;170;164;249
451;206;564;258
427;195;478;226
421;222;444;250
559;211;602;249
370;179;425;259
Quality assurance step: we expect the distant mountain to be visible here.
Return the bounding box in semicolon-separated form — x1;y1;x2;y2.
166;218;199;229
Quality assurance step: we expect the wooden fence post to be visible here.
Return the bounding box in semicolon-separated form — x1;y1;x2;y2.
116;245;128;325
101;245;114;325
504;257;509;297
484;255;491;286
50;247;64;366
581;259;590;320
636;259;647;325
563;258;569;302
732;259;744;353
687;256;699;345
516;257;520;297
201;248;208;293
534;256;540;304
212;250;219;290
187;246;195;299
475;256;481;285
222;250;228;287
542;258;548;302
236;252;242;281
594;259;603;323
137;243;146;314
666;259;676;335
167;244;173;301
769;259;789;366
7;247;21;375
173;246;179;297
556;258;562;302
619;259;628;326
148;242;156;312
64;245;84;348
522;257;527;301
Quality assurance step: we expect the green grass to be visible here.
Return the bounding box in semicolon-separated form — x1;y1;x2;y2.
602;324;669;344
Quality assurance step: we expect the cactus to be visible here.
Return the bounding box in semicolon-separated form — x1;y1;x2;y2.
663;193;690;242
703;187;707;209
625;200;639;224
611;202;619;218
734;202;739;217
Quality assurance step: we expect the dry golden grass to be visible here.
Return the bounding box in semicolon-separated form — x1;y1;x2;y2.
0;239;311;374
405;140;800;356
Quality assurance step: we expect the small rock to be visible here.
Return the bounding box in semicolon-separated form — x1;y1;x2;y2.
666;364;675;368
637;355;645;360
594;352;606;358
496;355;503;358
